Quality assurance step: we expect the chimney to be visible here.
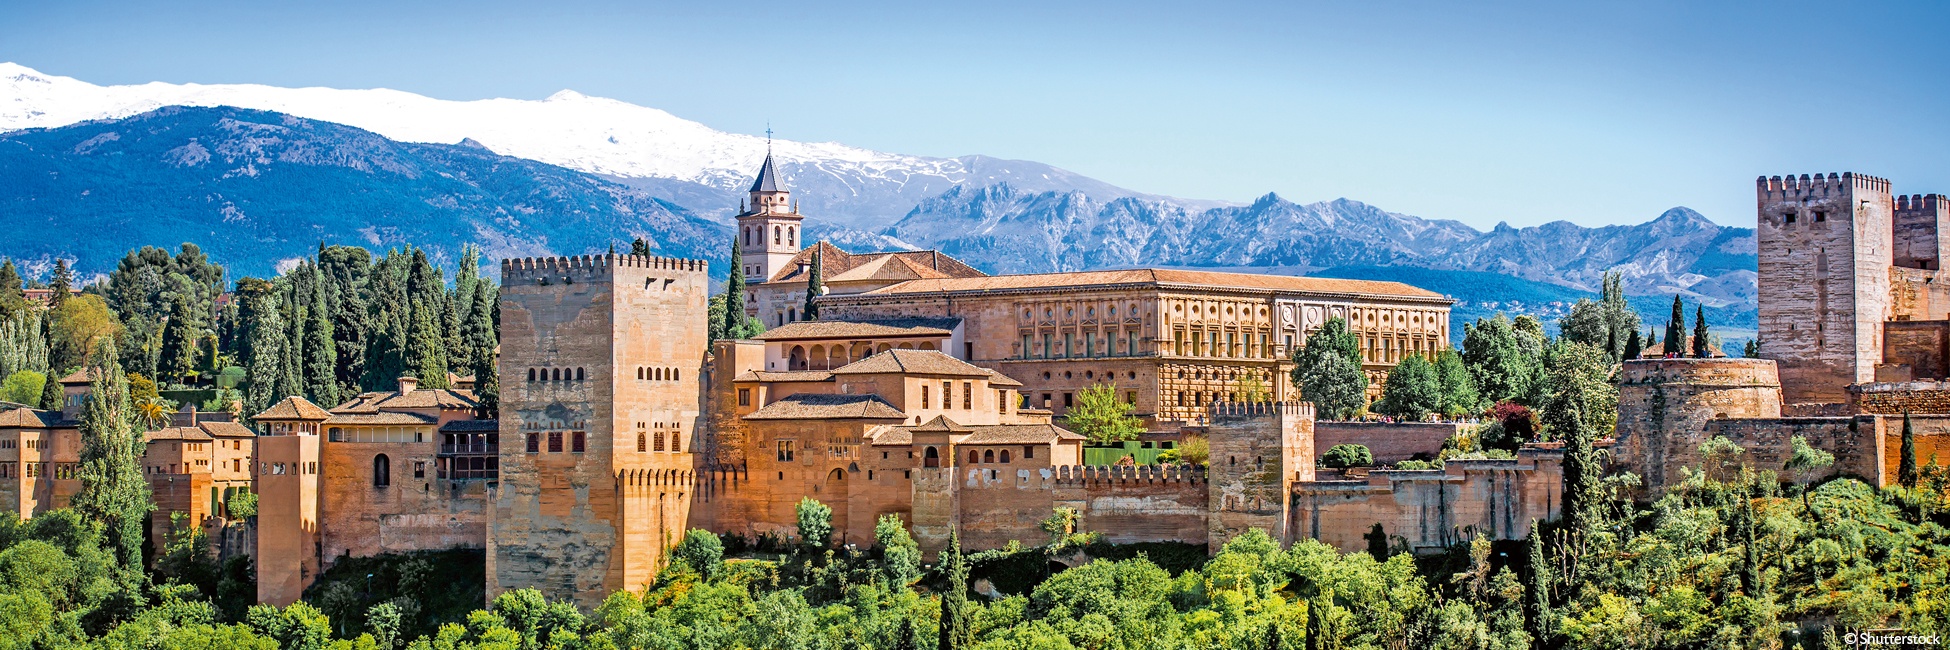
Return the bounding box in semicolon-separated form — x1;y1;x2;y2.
397;376;418;395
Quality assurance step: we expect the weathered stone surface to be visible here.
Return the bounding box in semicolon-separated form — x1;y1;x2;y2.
1314;421;1467;464
1292;449;1562;553
1613;358;1783;494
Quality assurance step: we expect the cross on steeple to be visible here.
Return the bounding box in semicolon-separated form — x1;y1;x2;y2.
765;123;773;153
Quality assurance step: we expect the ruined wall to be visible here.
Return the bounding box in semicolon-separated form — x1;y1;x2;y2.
1879;322;1950;381
492;254;707;610
1756;173;1894;404
1291;448;1562;553
1850;381;1950;415
1206;401;1314;548
1613;359;1783;494
1702;417;1873;484
1057;465;1208;545
1315;421;1466;464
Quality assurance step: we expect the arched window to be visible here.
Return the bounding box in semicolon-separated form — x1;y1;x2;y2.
788;226;795;246
924;446;940;467
576;367;585;381
672;369;681;382
551;368;560;381
744;227;751;246
983;450;994;463
1000;450;1011;463
373;454;391;487
968;450;980;464
774;226;781;245
788;308;797;322
528;368;536;382
637;433;646;452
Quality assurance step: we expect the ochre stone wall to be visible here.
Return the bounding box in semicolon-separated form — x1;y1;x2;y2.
1613;359;1783;494
1205;402;1314;548
319;438;487;561
1879;321;1950;381
1850;381;1950;415
255;434;319;607
1756;173;1895;404
1292;449;1562;553
1314;421;1466;464
1702;417;1872;483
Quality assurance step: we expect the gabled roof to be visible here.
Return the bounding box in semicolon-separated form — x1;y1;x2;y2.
0;407;61;428
829;349;992;378
58;369;92;385
200;422;257;439
749;153;785;193
254;396;332;421
911;415;972;434
330;388;478;413
146;426;214;442
984;369;1024;388
325;412;440;426
850;268;1446;300
733;370;837;383
765;242;987;285
744;393;907;420
961;423;1086;444
753;318;960;342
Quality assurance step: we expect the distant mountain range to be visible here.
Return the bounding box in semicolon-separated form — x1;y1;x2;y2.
0;63;1760;333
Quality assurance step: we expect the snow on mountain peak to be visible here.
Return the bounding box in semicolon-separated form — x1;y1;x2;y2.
0;62;960;189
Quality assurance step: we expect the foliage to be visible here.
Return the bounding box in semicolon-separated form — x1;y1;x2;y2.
68;340;152;585
1559;271;1641;363
875;514;923;588
1176;435;1210;467
1536;340;1617;441
1461;314;1542;406
0;370;46;406
300;549;486;643
49;294;123;373
1432;350;1481;418
673;528;725;581
1321;444;1373;469
1062;383;1144;444
803;246;824;321
1663;295;1687;358
1292;317;1367;420
796;497;834;549
1373;354;1440;421
0;313;50;384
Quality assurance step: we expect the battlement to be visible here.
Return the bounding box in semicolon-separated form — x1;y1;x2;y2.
500;253;709;282
1757;172;1891;198
1896;194;1947;215
1051;463;1207;486
1206;400;1314;420
617;467;696;488
1618;358;1781;387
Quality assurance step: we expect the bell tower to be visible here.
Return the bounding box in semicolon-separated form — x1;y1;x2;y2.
735;145;803;283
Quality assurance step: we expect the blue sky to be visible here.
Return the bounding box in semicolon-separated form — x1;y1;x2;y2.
4;0;1946;229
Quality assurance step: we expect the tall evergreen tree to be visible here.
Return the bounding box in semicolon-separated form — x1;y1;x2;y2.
1663;296;1686;358
721;236;748;340
69;339;153;577
156;297;200;383
276;288;305;403
467;285;499;418
938;532;971;650
303;280;339;407
0;259;25;320
405;306;450;389
49;258;73;308
1622;329;1642;361
1899;411;1919;489
238;279;287;421
1692;305;1710;358
1559;399;1604;539
631;237;652;256
39;373;62;410
802;245;824;321
320;245;372;398
1524;527;1553;644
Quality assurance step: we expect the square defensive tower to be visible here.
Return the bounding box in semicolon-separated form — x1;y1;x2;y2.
490;253;709;610
1756;173;1894;404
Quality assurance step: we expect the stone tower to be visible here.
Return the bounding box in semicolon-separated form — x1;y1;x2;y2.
1895;194;1949;271
1757;173;1895;404
735;153;803;282
1205;401;1314;547
490;254;708;610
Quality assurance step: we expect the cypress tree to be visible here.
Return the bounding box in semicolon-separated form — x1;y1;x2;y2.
406;306;450;389
1622;329;1642;361
321;246;372;398
39;374;62;411
1664;297;1686;358
1560;399;1604;539
1744;339;1760;358
1692;305;1709;358
1524;527;1553;643
0;259;24;320
802;245;823;321
1740;496;1762;594
893;617;918;650
631;237;652;256
303;281;339;407
1365;523;1388;561
69;339;153;577
156;298;199;383
939;532;971;650
721;236;748;340
49;259;72;308
239;279;286;421
277;289;305;403
1900;411;1919;488
467;286;499;418
1263;618;1283;650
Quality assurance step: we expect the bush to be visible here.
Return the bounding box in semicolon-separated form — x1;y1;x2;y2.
1321;444;1374;468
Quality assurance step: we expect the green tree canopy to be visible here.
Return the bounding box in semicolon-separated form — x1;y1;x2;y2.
1063;383;1144;444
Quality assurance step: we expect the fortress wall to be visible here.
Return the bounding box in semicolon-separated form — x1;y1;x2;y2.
1613;359;1783;494
1292;448;1562;554
1315;421;1466;464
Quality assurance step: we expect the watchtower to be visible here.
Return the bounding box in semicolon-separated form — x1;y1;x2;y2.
1895;194;1949;271
1756;172;1895;404
490;253;709;610
734;153;803;283
1204;401;1314;547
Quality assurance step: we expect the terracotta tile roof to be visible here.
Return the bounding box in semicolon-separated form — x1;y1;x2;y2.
734;370;837;383
254;396;333;421
850;268;1445;299
744;393;907;420
199;422;257;439
830;349;993;378
146;426;214;442
911;415;972;434
0;407;62;428
961;423;1086;444
984;369;1024;387
766;242;988;285
330;388;478;413
324;412;440;425
867;425;912;446
58;369;92;385
753;318;961;341
440;419;500;433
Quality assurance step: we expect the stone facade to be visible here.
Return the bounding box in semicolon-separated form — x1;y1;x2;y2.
1613;358;1784;493
1292;449;1564;553
1757;173;1897;404
1314;421;1471;464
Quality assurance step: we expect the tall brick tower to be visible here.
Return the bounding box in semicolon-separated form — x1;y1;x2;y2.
734;152;803;282
1756;172;1895;404
490;253;708;610
1204;401;1314;548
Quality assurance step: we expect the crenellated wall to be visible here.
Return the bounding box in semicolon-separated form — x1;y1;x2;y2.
1613;358;1783;494
1291;448;1563;553
1206;401;1314;548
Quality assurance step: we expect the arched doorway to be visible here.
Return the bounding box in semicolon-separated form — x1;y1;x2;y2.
923;446;939;468
789;345;807;370
825;468;850;545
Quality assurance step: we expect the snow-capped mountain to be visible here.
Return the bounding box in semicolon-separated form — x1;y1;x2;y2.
0;62;1196;227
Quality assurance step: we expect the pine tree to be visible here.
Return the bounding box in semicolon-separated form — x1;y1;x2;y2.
69;339;154;578
1524;527;1553;644
722;236;748;340
939;532;971;650
1900;411;1919;488
1664;297;1685;358
631;238;653;256
802;245;824;321
49;259;72;308
157;298;199;383
303;281;339;407
1692;305;1710;358
1623;329;1642;361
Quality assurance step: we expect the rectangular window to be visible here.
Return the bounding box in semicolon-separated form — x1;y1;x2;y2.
548;432;563;453
1127;391;1137;404
1025;446;1034;459
943;381;952;408
1784;212;1797;223
571;431;586;453
738;388;751;406
1021;335;1031;359
1814;210;1826;222
1084;332;1095;357
413;461;426;479
1064;333;1074;358
963;382;973;409
1042;334;1052;359
922;385;930;409
777;440;795;462
526;433;540;453
1063;392;1074;408
1042;393;1052;408
997;390;1006;413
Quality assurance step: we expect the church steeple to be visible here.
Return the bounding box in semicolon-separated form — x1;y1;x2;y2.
735;139;803;284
